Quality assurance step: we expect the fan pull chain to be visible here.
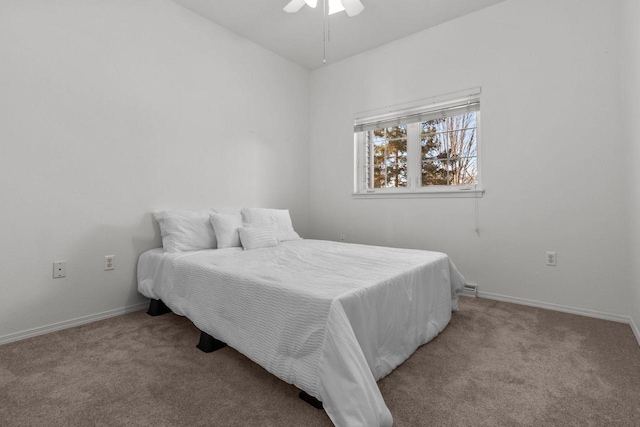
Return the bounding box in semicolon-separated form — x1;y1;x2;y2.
323;0;327;64
327;1;332;42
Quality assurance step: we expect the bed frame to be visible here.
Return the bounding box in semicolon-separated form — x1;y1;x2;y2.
146;298;171;316
146;298;324;409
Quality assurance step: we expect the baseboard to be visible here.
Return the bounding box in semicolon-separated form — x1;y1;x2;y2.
0;302;149;346
477;291;630;324
630;316;640;348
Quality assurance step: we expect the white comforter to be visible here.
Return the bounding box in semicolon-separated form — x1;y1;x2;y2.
137;239;465;427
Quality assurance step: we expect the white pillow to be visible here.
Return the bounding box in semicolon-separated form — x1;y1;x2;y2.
153;209;216;253
213;206;242;215
241;208;301;242
209;212;243;249
238;227;278;251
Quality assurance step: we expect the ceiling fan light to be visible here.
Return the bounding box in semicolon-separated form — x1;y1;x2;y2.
328;0;345;15
305;0;318;8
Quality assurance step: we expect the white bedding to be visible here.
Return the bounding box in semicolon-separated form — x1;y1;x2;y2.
137;239;465;426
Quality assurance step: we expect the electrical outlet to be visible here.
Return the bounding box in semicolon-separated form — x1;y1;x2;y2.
53;261;66;278
546;251;557;266
339;234;346;242
104;255;115;271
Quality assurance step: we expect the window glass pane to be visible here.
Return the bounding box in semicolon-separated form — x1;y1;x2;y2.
421;112;477;186
450;157;477;185
421;122;447;160
422;160;448;186
459;128;477;158
371;126;408;188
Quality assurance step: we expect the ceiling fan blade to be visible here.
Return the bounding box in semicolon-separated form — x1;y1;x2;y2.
304;0;318;7
328;0;345;15
341;0;364;17
283;0;306;13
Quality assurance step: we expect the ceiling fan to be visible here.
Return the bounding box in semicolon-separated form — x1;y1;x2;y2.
283;0;365;17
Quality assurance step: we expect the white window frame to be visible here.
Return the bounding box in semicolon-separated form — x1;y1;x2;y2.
353;88;484;199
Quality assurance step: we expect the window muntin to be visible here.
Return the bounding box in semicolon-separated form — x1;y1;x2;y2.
355;94;480;196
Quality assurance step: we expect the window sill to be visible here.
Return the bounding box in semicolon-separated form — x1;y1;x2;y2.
352;188;484;199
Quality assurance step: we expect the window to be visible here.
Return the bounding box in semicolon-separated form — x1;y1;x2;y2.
354;90;483;198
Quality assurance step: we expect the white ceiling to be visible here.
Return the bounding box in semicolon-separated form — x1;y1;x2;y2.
171;0;507;70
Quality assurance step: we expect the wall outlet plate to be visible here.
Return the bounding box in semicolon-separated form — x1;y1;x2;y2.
53;261;66;278
546;251;557;266
104;255;115;271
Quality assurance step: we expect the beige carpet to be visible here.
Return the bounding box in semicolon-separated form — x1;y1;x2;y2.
1;297;639;426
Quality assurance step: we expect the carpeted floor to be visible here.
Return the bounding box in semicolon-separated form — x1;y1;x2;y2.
1;297;639;426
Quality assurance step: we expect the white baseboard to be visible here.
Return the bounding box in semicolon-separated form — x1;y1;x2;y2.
631;316;640;348
0;302;149;346
477;291;631;324
5;296;638;348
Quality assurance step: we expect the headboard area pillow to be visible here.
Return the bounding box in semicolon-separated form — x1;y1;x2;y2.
153;208;217;253
238;226;279;251
209;212;243;249
241;208;301;242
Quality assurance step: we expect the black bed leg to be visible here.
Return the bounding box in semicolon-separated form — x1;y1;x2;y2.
299;391;324;409
196;331;228;353
147;299;171;316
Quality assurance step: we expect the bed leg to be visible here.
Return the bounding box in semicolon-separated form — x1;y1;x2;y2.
147;299;171;316
299;391;323;409
196;331;227;353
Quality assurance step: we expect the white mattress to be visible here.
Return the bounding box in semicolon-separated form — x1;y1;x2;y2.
137;239;465;427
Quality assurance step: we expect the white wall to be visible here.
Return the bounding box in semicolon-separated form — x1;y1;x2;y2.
2;0;636;344
622;0;640;340
308;0;629;318
0;0;310;340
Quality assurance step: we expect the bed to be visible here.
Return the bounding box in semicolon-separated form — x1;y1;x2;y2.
137;208;466;427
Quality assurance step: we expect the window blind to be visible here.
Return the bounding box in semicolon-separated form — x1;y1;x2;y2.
354;98;480;133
